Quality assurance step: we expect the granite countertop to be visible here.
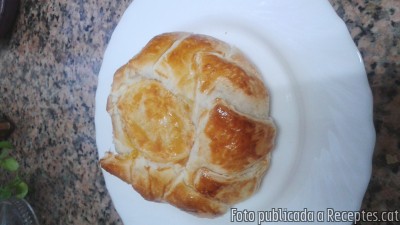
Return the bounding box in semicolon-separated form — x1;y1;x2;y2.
0;0;398;224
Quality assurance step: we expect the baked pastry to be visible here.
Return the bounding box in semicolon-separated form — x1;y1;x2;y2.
100;32;276;217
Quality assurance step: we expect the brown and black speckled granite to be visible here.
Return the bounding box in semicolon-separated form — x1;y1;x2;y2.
0;0;133;224
0;0;398;225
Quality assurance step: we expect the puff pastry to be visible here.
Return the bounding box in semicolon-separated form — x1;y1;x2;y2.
100;32;276;217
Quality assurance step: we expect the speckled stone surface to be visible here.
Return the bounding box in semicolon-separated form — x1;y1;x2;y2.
0;0;133;224
0;0;398;224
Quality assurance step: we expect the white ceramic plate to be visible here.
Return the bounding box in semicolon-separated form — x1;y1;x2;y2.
95;0;375;224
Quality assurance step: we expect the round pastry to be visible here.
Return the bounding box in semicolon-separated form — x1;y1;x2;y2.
100;32;276;217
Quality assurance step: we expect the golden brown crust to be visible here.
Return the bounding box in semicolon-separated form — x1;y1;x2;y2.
100;152;133;183
198;53;267;97
129;33;183;68
194;167;258;204
100;32;276;217
203;101;275;172
164;182;228;217
116;80;194;163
